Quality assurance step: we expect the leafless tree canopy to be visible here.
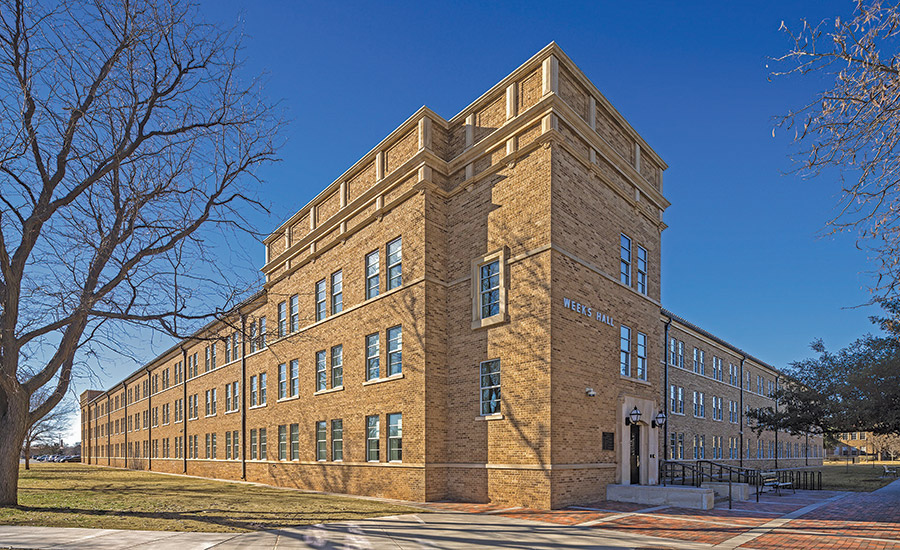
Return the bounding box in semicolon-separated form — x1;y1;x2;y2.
0;0;281;504
776;0;900;298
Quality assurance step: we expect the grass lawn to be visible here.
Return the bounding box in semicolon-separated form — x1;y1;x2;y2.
0;463;424;532
820;462;899;492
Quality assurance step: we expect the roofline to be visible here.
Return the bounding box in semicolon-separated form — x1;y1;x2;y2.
660;308;783;376
84;288;266;407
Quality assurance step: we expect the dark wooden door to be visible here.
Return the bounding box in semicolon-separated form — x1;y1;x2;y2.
630;424;641;484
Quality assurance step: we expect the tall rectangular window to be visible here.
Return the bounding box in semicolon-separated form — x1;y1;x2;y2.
636;332;647;380
259;428;267;460
211;433;217;458
249;322;257;354
210;343;216;369
636;245;648;294
205;346;211;372
480;260;501;319
230;381;239;411
289;294;299;332
316;350;327;391
278;301;286;337
388;413;402;462
231;333;239;360
225;384;232;412
315;279;327;321
366;333;380;381
250;429;258;460
289;359;299;397
259;317;267;349
620;234;631;285
387;326;402;376
366;415;380;462
290;423;299;461
331;419;343;461
316;421;327;461
278;363;287;399
480;359;501;415
259;373;267;405
231;430;238;461
365;250;380;299
669;338;677;366
331;270;343;314
225;431;232;459
619;325;631;377
331;345;343;388
250;376;258;407
387;237;402;289
278;425;287;460
698;350;705;376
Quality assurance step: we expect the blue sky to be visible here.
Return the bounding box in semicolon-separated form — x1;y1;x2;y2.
65;1;883;438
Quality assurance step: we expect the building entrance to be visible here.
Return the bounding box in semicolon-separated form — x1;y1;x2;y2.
630;423;641;484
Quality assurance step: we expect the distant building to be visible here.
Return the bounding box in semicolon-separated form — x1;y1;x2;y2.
81;43;823;509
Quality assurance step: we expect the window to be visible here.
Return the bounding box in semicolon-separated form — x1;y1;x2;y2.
729;400;738;423
693;391;705;417
212;433;217;458
677;341;684;368
250;429;257;460
210;343;216;369
278;363;287;399
480;359;501;415
636;332;647;380
259;373;267;405
694;435;705;459
729;363;737;386
480;260;500;319
278;425;287;460
315;279;327;321
636;245;647;294
259;428;267;460
365;250;380;299
620;234;631;285
619;325;631;377
278;301;286;337
712;396;723;421
259;317;267;349
670;385;684;414
225;383;232;412
387;237;402;289
669;338;677;366
290;423;299;460
289;294;299;332
387;326;402;376
205;389;217;416
366;415;380;462
231;333;240;361
331;419;343;461
205;345;211;372
388;413;402;462
230;381;239;412
713;356;723;381
331;270;343;314
316;351;327;391
669;432;685;459
250;376;258;407
366;333;380;380
249;322;257;354
290;359;299;397
331;345;343;388
316;421;327;461
225;431;232;459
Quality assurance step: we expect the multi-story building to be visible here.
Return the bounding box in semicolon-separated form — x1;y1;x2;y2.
80;43;822;509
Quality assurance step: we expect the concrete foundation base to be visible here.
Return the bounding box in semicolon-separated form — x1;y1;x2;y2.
606;484;715;510
701;481;750;501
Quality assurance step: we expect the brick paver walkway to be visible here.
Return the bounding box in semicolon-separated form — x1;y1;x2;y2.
422;480;900;549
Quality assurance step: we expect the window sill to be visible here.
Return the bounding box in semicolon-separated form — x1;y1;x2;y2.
225;409;239;415
362;373;404;386
249;404;267;410
475;413;504;421
314;385;344;396
619;374;651;386
205;413;217;418
277;395;299;403
471;313;508;331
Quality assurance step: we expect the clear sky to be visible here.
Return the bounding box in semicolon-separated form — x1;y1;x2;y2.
65;0;882;440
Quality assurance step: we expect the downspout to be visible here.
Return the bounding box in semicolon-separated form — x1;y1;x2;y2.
182;346;188;473
146;368;152;471
774;375;779;469
107;394;111;466
662;314;672;462
739;357;745;469
123;382;128;468
241;314;248;480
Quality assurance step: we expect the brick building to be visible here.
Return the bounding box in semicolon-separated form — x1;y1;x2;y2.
80;43;823;509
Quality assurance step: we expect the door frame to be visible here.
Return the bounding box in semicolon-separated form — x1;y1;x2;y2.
617;396;660;485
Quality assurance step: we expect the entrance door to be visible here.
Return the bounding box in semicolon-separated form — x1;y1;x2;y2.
630;423;641;484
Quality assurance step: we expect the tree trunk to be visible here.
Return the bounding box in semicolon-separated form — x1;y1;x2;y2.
0;393;28;505
23;441;30;471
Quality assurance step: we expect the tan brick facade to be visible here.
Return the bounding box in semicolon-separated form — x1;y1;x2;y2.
80;43;822;510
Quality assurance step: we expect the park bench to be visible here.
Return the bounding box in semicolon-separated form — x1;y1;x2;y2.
760;471;794;496
883;465;898;478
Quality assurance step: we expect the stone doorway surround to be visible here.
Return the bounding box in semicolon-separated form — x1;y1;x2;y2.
617;396;660;486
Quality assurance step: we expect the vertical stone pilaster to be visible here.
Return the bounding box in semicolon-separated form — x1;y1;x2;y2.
418;117;432;151
542;55;558;96
588;96;597;130
506;83;517;120
376;151;385;181
465;113;475;149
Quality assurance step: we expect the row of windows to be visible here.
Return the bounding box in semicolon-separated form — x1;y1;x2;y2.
668;433;824;461
668;338;776;397
278;237;402;339
669;385;738;423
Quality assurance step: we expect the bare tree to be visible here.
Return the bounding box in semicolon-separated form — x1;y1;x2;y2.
21;389;74;470
0;0;280;505
775;0;900;298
